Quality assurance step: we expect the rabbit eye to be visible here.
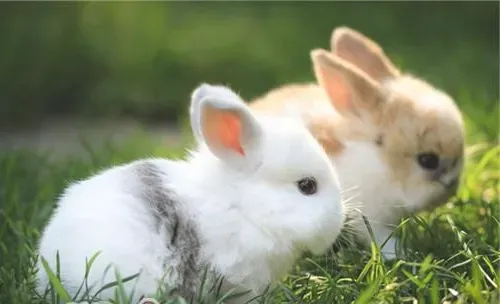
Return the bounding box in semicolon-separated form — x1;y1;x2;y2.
297;177;318;195
417;152;440;170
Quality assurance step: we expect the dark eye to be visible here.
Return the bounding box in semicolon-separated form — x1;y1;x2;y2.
417;152;440;170
297;177;318;195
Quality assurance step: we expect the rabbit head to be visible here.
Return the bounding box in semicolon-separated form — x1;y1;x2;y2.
188;84;345;257
247;27;465;257
310;26;465;214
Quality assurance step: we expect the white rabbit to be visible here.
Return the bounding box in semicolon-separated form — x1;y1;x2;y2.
36;83;345;303
250;27;465;259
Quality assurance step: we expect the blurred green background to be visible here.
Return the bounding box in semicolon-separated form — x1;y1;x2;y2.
0;1;498;139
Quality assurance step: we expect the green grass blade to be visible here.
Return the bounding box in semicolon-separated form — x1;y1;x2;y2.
40;256;72;303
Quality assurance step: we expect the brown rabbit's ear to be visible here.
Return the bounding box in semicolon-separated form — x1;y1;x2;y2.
311;48;383;117
331;26;400;82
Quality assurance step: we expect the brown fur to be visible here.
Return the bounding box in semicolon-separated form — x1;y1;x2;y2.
331;26;401;81
249;26;465;192
251;83;345;154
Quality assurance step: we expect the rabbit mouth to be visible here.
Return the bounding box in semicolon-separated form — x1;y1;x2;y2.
428;156;463;192
421;177;460;211
436;177;459;191
426;176;459;206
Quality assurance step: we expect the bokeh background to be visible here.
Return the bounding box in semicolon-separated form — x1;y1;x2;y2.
0;1;498;154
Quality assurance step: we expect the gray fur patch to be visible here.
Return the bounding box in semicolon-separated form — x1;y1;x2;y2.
135;161;201;300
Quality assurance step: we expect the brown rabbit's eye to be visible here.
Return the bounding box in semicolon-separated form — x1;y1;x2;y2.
297;177;318;195
417;152;440;170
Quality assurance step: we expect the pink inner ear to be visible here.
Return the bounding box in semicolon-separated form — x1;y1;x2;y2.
316;65;353;114
205;110;245;155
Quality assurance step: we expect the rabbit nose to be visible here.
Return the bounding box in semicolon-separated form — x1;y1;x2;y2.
444;177;459;190
434;172;459;190
432;157;458;176
432;157;461;189
431;164;448;180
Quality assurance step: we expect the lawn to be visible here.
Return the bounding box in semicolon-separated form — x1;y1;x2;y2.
0;119;498;304
0;2;499;304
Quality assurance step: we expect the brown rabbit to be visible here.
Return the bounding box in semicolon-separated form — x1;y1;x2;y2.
250;26;465;258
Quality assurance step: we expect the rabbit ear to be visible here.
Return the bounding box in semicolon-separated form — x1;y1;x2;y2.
190;83;263;170
330;26;400;82
311;48;383;117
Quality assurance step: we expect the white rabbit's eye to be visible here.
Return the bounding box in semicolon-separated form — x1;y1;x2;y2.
297;177;318;195
417;152;440;170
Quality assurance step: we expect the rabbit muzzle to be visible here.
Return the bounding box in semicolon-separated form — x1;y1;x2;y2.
430;156;462;193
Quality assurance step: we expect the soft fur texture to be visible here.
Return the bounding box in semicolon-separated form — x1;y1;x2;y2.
36;84;345;303
250;26;465;258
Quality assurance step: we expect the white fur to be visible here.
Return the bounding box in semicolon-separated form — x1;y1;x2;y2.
262;94;411;257
333;137;461;259
36;84;345;302
277;85;461;258
331;141;406;257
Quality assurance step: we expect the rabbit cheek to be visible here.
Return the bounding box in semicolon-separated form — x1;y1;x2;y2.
422;181;458;211
401;178;454;213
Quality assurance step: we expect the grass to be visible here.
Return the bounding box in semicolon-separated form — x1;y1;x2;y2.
0;120;498;303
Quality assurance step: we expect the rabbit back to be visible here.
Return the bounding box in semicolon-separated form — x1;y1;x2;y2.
36;159;200;301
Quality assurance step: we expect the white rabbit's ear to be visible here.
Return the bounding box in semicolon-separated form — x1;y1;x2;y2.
330;26;400;82
311;48;384;118
190;83;263;170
